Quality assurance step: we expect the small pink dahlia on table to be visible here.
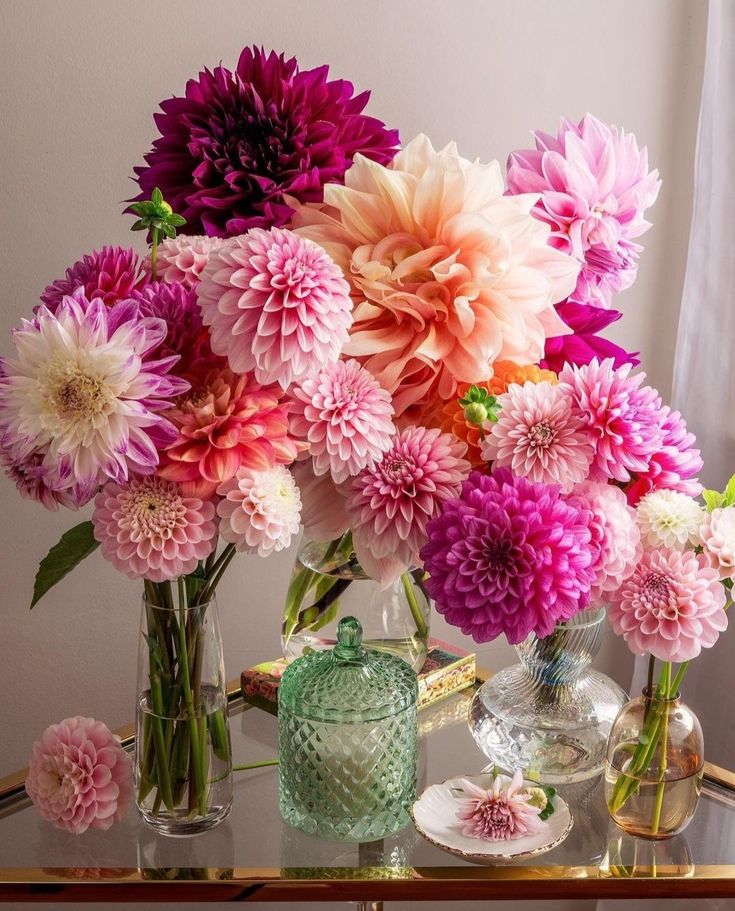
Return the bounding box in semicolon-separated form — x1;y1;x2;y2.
455;771;546;841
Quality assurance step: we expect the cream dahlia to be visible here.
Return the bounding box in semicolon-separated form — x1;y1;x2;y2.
217;464;301;556
153;235;233;287
291;360;395;484
93;475;217;581
636;490;704;550
699;507;735;581
481;381;592;492
290;134;579;416
198;227;353;389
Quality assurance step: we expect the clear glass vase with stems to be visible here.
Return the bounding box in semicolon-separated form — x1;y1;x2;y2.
136;569;234;836
282;533;431;672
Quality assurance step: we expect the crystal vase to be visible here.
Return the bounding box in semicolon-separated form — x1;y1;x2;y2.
468;606;627;784
282;536;431;671
135;595;233;836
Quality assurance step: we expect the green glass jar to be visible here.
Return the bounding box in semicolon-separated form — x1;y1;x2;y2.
278;616;418;841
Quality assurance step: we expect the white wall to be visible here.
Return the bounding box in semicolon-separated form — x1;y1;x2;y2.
0;0;706;773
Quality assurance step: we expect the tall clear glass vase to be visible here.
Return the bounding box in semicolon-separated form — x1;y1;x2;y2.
135;594;233;836
468;606;627;784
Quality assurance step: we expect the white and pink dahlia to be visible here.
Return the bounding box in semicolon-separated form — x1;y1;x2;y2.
198;227;353;389
699;507;735;581
0;291;187;502
346;426;470;584
0;435;87;510
481;381;592;492
93;476;217;581
217;464;301;556
636;489;704;550
153;235;233;287
291;360;395;484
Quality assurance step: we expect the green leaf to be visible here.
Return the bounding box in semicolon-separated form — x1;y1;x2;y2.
169;214;186;226
703;489;725;512
539;785;557;820
129;202;148;216
723;474;735;507
151;187;163;205
130;219;147;231
31;521;100;608
143;633;165;673
162;223;176;238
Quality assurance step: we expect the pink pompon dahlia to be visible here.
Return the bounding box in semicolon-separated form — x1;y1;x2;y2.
346;426;470;584
25;716;133;834
481;381;593;492
198;227;353;388
159;368;304;498
569;480;641;601
153;235;233;287
290;459;350;542
507;114;660;308
40;246;146;312
93;475;217;581
699;507;735;581
217;464;301;556
541;302;639;373
420;469;598;644
291;360;395;484
455;772;546;841
133;46;399;237
559;358;664;483
609;547;727;662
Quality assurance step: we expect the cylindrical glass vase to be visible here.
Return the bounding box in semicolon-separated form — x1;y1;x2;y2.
282;536;431;671
468;606;627;784
135;596;233;836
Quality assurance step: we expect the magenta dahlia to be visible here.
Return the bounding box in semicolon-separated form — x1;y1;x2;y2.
541;302;639;373
420;469;598;644
133;46;399;237
40;246;146;312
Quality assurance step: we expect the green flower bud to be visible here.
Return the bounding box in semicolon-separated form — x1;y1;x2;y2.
463;401;488;426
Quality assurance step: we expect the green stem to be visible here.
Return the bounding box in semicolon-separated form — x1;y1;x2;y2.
651;662;671;835
178;579;206;817
150;226;159;280
197;544;236;605
148;671;174;812
233;759;279;771
401;572;428;640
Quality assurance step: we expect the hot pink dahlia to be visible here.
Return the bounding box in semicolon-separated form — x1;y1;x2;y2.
93;475;217;581
541;302;639;373
290;459;350;542
455;772;545;841
420;469;598;644
133;46;399;237
559;358;664;483
153;235;233;287
481;381;593;492
25;716;133;834
198;227;353;388
699;507;735;581
507;114;660;308
40;246;146;312
346;426;470;584
291;360;395;484
569;480;641;601
609;547;727;662
217;464;301;556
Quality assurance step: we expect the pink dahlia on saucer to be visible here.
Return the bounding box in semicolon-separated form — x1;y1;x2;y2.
217;464;301;556
40;246;146;312
290;134;579;417
93;476;217;581
346;426;470;584
291;360;395;484
481;381;593;492
455;771;545;841
159;367;304;498
198;227;353;389
699;507;735;581
290;459;350;542
153;235;233;288
0;290;187;502
420;469;598;644
609;548;727;662
25;716;133;834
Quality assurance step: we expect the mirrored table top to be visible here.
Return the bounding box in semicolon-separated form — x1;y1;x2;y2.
2;677;735;903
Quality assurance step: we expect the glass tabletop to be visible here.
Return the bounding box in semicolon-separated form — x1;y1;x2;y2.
1;682;735;903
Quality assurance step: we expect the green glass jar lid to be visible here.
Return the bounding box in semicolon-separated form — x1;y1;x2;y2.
278;617;418;723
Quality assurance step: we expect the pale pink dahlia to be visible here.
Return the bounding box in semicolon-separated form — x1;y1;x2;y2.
153;235;233;287
569;480;641;601
93;475;217;581
198;227;353;389
217;464;301;556
455;771;545;841
559;358;663;483
25;716;133;834
636;490;704;550
699;507;735;581
346;426;470;584
291;360;395;484
481;381;592;492
290;459;350;542
41;246;146;312
609;548;727;662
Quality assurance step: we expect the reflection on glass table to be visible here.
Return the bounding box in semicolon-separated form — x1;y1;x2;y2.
1;677;735;903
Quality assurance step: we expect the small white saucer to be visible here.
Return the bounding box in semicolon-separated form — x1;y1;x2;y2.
411;773;573;865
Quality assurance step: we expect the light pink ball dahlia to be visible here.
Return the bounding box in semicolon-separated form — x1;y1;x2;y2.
700;507;735;581
25;716;133;834
153;235;233;287
291;360;395;484
455;771;546;841
93;476;217;581
609;548;727;662
198;227;353;389
217;464;301;556
481;381;592;492
346;426;470;584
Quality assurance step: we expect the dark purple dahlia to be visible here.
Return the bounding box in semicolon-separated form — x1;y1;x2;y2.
133;47;399;237
541;301;639;373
